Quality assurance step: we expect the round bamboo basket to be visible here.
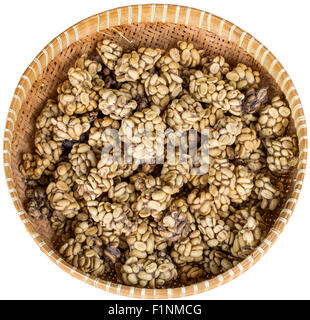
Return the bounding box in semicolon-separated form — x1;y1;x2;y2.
3;4;307;298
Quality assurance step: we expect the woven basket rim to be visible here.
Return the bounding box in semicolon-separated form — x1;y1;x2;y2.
3;3;307;299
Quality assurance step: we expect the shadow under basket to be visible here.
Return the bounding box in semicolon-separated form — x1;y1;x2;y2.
3;4;307;298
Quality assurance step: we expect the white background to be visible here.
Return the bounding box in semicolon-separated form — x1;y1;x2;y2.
0;0;309;300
